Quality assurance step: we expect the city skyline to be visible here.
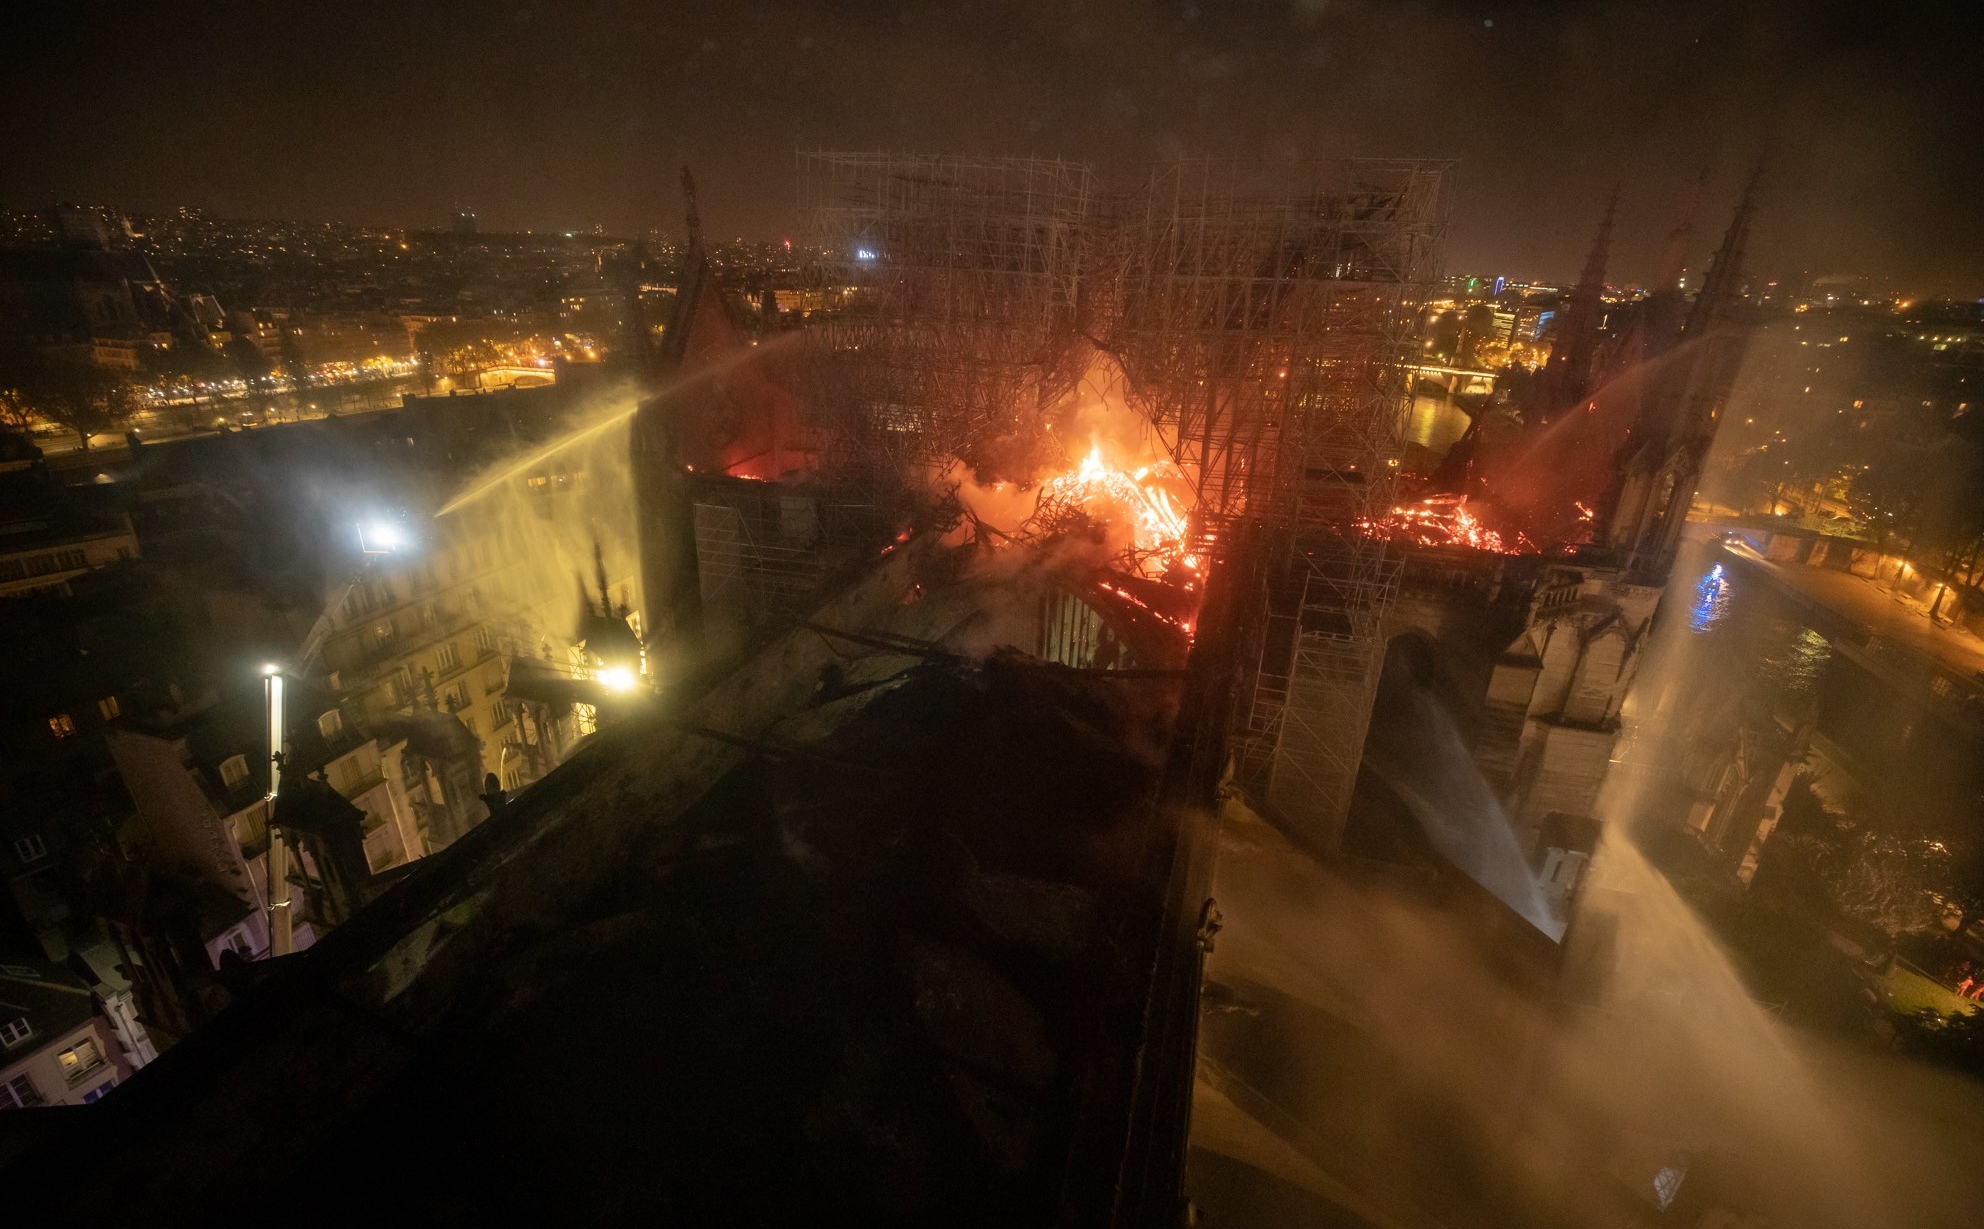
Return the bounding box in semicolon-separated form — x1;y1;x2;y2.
3;1;1981;291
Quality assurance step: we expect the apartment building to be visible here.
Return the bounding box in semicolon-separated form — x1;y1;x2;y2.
313;521;585;812
0;958;132;1110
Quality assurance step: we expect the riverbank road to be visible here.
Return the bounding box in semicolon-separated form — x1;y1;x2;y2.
1720;540;1984;683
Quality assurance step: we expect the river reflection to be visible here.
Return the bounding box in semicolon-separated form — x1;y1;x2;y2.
1401;392;1471;452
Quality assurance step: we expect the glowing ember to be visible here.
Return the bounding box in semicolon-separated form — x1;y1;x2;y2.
1360;494;1536;554
1031;443;1195;577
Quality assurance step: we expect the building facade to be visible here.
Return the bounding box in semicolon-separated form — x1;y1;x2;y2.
311;522;589;839
0;959;132;1109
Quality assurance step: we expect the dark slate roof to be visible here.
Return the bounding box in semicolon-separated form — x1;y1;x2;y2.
0;470;131;558
0;953;97;1062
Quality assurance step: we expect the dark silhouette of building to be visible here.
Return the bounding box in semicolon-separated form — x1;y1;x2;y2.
1600;170;1761;567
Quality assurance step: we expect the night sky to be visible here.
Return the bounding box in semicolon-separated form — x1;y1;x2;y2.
3;1;1979;289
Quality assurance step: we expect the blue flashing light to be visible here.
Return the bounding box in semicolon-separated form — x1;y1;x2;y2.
1689;563;1728;633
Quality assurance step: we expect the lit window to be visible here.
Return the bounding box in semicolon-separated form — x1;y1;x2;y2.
97;695;121;720
220;755;250;788
57;1037;104;1082
0;1017;31;1048
47;714;77;739
12;834;47;863
318;709;344;741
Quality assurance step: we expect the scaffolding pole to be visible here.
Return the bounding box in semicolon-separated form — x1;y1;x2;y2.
1110;158;1453;843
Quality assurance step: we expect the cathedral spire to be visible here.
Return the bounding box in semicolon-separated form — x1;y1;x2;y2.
1685;160;1764;335
1538;189;1616;415
1578;188;1617;289
1599;163;1765;567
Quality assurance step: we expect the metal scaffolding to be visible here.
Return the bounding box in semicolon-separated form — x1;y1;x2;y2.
798;152;1452;843
798;151;1096;497
1109;159;1453;841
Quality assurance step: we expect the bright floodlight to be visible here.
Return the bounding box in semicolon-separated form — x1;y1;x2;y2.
598;667;636;693
359;521;404;554
261;663;282;676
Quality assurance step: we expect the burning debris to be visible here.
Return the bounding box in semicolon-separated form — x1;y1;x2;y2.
1024;443;1196;578
944;355;1207;587
1359;493;1540;555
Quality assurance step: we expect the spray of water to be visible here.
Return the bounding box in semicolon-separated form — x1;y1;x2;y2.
1197;797;1917;1226
436;332;807;519
1365;690;1562;939
419;392;645;669
1549;545;1920;1226
425;332;812;656
435;402;641;519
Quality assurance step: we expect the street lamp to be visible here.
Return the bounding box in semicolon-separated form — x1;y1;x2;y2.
262;664;295;956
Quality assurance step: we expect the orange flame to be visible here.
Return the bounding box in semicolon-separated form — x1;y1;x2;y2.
1035;441;1195;577
1360;494;1537;554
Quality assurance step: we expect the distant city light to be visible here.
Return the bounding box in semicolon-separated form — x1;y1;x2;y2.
855;248;878;261
598;667;637;692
